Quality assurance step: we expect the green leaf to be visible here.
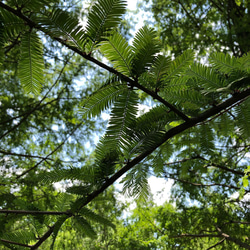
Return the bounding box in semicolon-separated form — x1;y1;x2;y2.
0;8;25;41
242;176;249;188
85;0;127;48
37;9;85;49
79;207;115;229
39;167;89;184
131;26;161;75
235;0;241;6
12;0;54;11
209;52;238;75
235;98;250;137
127;105;176;155
163;50;194;83
18;31;44;94
121;164;150;201
102;89;139;152
187;63;226;94
150;54;172;87
73;215;97;238
1;230;36;246
100;32;133;75
237;53;250;73
81;84;128;118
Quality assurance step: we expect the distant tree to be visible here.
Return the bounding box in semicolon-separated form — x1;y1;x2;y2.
151;0;250;57
0;0;250;249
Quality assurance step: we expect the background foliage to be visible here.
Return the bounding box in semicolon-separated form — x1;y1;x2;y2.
0;0;250;249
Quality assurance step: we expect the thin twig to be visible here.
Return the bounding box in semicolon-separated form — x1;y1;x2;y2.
216;227;250;249
206;238;226;250
164;172;241;190
0;56;70;140
0;239;31;248
16;121;83;179
0;209;72;216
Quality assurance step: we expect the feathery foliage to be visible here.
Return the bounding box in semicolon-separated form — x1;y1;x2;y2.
100;32;133;75
85;0;126;50
37;9;85;49
82;83;128;118
18;31;45;94
1;0;250;249
131;26;161;76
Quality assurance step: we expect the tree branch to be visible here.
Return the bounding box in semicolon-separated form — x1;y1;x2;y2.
0;2;189;121
177;0;200;29
194;155;245;176
0;210;72;216
216;227;250;249
30;225;55;250
206;238;226;250
163;154;244;176
2;2;250;248
0;239;31;248
169;233;221;238
22;87;250;248
0;149;54;161
164;172;241;190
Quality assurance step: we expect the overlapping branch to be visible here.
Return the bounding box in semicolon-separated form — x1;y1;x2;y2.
26;87;250;248
1;2;250;249
0;2;189;122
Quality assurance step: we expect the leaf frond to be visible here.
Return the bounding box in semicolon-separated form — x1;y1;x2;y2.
163;50;194;83
85;0;127;48
72;215;97;238
1;230;35;247
131;26;161;75
100;32;133;75
237;52;250;73
121;164;150;201
18;31;44;94
127;105;177;155
209;52;238;75
81;83;128;118
102;89;139;152
37;8;85;49
39;167;90;184
150;54;172;87
79;207;115;229
0;8;25;40
187;63;226;94
235;98;250;138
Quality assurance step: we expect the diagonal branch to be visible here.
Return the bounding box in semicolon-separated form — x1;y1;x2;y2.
0;209;72;216
18;87;250;248
0;239;31;248
0;2;189;121
216;227;250;249
206;238;226;250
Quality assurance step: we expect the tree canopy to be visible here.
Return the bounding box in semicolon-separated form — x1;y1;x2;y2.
151;0;250;56
0;0;250;249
